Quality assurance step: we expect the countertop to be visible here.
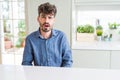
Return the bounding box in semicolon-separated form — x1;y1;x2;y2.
0;64;120;80
72;41;120;50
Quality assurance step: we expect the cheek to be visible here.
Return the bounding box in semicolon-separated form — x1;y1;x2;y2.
39;20;45;25
38;18;44;23
49;22;54;26
51;20;55;24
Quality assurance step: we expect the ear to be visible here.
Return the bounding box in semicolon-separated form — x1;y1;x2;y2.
37;16;40;22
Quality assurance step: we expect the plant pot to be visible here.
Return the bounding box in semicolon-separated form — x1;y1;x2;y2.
97;36;102;41
21;39;25;47
76;33;95;42
96;30;103;36
4;41;12;49
109;29;120;41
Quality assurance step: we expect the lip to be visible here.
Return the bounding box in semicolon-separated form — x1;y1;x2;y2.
44;24;49;27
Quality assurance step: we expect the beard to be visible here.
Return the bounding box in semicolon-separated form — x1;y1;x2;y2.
40;23;52;32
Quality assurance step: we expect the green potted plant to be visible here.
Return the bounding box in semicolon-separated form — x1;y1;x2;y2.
96;25;103;41
16;20;26;48
76;24;95;42
96;25;103;36
77;24;94;33
108;22;120;41
108;22;120;29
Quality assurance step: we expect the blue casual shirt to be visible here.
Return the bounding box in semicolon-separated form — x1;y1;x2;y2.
22;29;73;67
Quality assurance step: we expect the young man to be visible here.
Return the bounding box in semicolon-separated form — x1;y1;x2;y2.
22;2;73;67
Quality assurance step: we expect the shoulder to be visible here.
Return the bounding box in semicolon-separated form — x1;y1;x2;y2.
52;29;68;42
26;30;39;39
53;29;66;37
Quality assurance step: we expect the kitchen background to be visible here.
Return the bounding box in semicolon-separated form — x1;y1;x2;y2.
0;0;120;69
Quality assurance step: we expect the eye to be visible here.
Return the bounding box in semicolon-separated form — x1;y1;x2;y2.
48;16;53;19
40;14;46;18
41;15;46;18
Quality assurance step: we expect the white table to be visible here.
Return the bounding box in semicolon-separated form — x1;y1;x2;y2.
0;64;120;80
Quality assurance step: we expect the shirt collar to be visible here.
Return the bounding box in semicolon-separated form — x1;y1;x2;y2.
36;28;57;39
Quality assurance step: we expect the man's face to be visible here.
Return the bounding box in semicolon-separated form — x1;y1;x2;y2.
37;13;55;32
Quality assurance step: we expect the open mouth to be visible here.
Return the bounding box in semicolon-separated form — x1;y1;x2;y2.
44;24;49;27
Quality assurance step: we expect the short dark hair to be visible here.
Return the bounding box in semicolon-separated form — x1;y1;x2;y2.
38;2;57;17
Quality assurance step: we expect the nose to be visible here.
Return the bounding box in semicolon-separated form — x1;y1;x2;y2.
45;17;49;23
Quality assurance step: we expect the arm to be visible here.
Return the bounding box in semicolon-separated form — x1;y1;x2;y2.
22;37;33;66
61;34;73;67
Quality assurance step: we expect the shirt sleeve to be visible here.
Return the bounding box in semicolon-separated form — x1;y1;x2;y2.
61;33;73;67
22;36;33;66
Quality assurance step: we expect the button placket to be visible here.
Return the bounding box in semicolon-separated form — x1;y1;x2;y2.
45;40;50;65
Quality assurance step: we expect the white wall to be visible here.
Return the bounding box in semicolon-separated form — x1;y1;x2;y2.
75;0;120;2
25;0;71;43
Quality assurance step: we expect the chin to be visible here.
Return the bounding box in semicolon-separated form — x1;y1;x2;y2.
42;29;51;32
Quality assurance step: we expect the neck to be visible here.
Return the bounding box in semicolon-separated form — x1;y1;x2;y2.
40;29;52;39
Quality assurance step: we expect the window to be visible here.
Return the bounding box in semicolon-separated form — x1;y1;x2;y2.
72;0;120;49
0;0;26;64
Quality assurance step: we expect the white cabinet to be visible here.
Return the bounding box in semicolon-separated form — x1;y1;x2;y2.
14;54;23;65
1;53;14;65
111;51;120;69
1;50;120;69
72;50;110;69
0;53;1;64
1;53;23;65
72;50;120;69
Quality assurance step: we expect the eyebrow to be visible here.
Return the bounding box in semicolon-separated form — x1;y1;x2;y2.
40;14;54;17
40;13;55;16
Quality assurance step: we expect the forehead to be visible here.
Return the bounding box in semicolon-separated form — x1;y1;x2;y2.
40;13;54;17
